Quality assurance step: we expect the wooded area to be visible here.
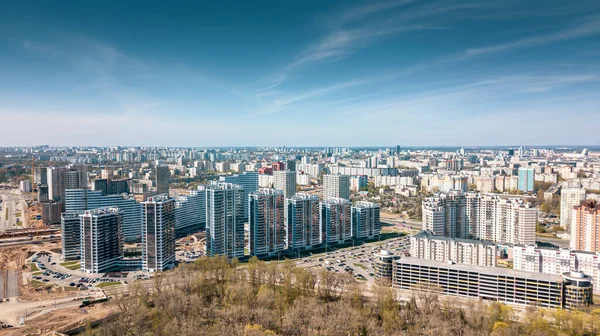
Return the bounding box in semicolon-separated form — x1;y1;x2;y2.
95;256;600;336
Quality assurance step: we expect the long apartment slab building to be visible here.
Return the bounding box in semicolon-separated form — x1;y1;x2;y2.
385;257;593;309
410;230;497;267
513;244;600;292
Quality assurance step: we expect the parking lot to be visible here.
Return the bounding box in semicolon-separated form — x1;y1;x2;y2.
296;235;411;284
29;253;131;290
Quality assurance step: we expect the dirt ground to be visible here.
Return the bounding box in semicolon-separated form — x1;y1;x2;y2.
0;302;115;336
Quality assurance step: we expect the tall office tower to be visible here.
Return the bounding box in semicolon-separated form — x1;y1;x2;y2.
518;167;535;192
221;171;259;221
422;192;537;245
156;166;170;195
80;208;123;274
174;189;206;237
61;212;81;261
518;146;525;157
286;160;296;172
274;170;296;199
351;201;381;240
65;189;143;241
205;183;245;259
286;193;321;251
571;200;600;252
47;167;66;201
142;194;176;272
561;188;587;230
422;190;468;237
320;198;352;245
396;145;400;155
410;230;497;267
249;189;286;256
323;174;351;200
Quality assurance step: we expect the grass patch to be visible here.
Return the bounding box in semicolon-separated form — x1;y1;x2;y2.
353;263;367;270
15;212;22;217
30;263;39;271
33;271;43;276
30;280;47;287
96;281;122;288
62;262;81;270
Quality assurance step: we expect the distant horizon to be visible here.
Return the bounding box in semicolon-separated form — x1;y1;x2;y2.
2;144;600;150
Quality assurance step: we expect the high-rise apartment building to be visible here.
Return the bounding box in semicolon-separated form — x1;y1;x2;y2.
156;166;170;195
61;212;81;261
61;169;82;200
351;201;381;239
422;192;537;245
518;167;535;192
274;170;296;199
320;198;352;245
47;167;66;201
249;189;286;257
93;178;130;195
571;201;600;252
80;208;123;273
286;193;321;250
65;189;143;241
142;194;176;272
422;190;469;237
561;188;587;230
323;174;351;200
220;171;259;221
350;175;368;192
410;230;497;267
205;183;245;259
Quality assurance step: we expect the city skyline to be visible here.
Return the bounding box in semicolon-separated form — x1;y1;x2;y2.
2;0;600;146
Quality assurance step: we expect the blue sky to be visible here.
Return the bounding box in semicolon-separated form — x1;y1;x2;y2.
1;0;600;147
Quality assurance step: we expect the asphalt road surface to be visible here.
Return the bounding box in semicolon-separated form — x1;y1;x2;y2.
0;269;19;300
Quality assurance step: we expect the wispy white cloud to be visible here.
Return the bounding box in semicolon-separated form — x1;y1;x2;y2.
337;73;600;119
272;0;488;82
463;15;600;58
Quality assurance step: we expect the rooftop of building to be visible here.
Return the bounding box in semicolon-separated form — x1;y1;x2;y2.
144;193;171;203
396;257;563;282
252;188;284;196
289;192;319;201
353;201;379;209
412;230;496;246
82;207;121;216
207;181;243;190
322;197;351;205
